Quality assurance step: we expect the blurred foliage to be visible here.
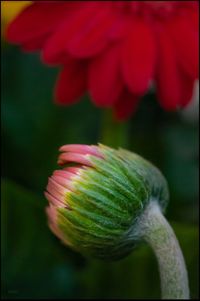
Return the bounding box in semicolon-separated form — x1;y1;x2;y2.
1;41;199;298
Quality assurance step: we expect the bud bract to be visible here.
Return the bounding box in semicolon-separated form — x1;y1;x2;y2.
45;144;169;260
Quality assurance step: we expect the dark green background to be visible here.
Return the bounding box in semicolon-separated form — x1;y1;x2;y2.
1;42;199;299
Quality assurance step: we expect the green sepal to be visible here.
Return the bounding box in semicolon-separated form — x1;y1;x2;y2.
56;144;169;260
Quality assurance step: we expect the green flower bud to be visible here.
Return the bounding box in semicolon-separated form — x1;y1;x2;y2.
45;144;169;260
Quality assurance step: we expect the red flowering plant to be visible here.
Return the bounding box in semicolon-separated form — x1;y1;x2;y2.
4;3;199;298
6;1;199;120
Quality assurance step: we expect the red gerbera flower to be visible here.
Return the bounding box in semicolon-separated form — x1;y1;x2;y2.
6;1;199;120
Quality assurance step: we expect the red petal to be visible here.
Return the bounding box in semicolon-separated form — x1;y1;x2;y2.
42;36;73;66
168;16;199;79
41;3;100;64
89;45;123;107
155;29;181;110
54;61;87;105
6;2;76;44
108;18;129;40
121;21;156;95
66;7;115;58
113;90;140;121
179;72;195;107
186;9;199;30
21;34;49;52
41;20;73;65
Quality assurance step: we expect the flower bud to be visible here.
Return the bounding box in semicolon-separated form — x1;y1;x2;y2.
45;144;169;260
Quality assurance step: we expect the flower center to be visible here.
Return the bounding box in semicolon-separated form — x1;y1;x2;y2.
140;1;180;18
113;1;187;20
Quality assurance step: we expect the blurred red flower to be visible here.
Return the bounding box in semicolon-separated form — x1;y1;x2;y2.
6;1;199;120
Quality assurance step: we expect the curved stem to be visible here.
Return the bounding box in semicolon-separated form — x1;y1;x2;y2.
100;109;129;148
136;201;189;299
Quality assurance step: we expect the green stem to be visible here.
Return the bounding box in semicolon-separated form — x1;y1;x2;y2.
136;201;189;299
100;109;129;148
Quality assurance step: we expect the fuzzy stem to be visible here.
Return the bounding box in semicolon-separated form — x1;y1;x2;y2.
100;109;129;148
136;201;189;299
